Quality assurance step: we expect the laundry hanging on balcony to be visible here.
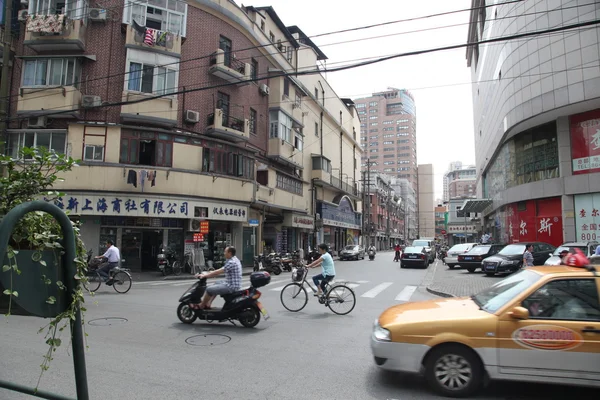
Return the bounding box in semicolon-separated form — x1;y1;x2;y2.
26;14;66;33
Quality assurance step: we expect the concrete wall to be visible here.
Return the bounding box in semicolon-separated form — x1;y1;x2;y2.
417;164;435;237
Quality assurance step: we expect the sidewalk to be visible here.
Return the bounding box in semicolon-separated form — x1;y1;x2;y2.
426;260;502;298
130;267;255;283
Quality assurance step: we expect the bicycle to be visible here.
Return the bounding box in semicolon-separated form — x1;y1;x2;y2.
85;264;133;294
280;266;356;315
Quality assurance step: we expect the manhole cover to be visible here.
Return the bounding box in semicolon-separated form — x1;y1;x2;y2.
185;334;231;346
88;317;128;326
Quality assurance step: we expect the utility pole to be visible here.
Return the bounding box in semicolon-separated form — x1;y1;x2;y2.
0;0;13;156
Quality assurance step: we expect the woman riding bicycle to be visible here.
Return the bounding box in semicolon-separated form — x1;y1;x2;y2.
306;243;336;296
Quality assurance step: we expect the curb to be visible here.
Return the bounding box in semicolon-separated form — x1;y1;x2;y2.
164;270;254;280
425;286;455;298
421;259;455;298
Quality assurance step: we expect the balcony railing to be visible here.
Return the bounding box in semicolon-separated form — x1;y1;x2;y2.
208;49;250;85
330;175;360;196
207;112;245;132
205;108;249;142
210;52;246;75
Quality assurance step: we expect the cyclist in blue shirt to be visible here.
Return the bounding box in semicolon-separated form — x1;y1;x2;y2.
307;243;336;296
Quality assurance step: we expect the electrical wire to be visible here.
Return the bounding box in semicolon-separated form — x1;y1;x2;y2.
5;17;599;122
5;0;591;105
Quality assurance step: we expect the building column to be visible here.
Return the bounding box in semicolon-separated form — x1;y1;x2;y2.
556;116;572;178
562;195;576;242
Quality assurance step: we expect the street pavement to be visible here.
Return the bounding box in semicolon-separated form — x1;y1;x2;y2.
427;258;503;297
0;255;597;399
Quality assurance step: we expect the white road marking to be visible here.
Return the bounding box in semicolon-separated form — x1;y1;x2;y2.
356;280;369;284
395;285;418;302
269;284;291;292
148;281;179;286
361;282;393;298
345;283;360;289
172;282;196;286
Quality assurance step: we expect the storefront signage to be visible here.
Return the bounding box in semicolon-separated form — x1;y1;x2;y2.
283;213;314;230
199;221;209;234
570;109;600;175
446;225;477;233
42;192;248;222
193;233;204;242
317;198;361;230
574;193;600;241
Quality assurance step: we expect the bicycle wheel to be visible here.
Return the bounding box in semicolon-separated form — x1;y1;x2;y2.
173;261;182;276
326;284;356;315
280;283;308;312
84;271;102;293
112;271;132;294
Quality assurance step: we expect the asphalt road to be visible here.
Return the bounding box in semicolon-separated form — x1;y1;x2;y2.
0;256;597;399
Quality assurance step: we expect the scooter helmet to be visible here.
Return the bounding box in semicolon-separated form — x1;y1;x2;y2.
563;248;589;267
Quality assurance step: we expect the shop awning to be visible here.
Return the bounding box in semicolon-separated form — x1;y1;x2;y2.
457;198;493;217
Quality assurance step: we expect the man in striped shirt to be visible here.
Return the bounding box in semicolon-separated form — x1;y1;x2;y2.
193;246;242;310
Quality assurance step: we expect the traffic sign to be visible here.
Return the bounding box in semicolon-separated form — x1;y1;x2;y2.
248;219;259;227
441;229;447;235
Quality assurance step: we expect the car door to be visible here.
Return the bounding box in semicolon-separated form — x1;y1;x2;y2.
497;277;600;380
489;245;503;256
532;244;549;265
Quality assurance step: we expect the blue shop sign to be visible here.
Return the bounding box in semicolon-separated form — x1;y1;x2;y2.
317;198;361;229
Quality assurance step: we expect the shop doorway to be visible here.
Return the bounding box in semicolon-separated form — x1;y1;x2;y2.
121;230;142;271
141;230;162;271
242;228;254;267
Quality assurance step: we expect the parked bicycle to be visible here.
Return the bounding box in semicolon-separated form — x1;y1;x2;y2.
279;266;356;315
85;250;132;294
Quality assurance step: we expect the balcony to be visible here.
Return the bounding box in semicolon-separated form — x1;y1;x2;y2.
120;91;178;127
17;86;81;117
257;185;274;203
124;24;181;55
208;49;251;85
313;170;360;198
24;16;86;51
267;138;303;169
205;109;249;143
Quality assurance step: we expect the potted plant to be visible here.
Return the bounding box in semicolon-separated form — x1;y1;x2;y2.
0;145;89;381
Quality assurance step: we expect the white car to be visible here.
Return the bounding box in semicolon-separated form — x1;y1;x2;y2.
444;243;479;269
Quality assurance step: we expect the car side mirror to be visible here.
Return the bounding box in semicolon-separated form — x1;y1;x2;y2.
508;306;529;320
548;253;552;257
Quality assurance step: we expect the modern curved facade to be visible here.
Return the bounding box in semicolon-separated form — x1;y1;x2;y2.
467;0;600;246
5;0;362;269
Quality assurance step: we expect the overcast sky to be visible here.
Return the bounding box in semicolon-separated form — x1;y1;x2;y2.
263;0;477;199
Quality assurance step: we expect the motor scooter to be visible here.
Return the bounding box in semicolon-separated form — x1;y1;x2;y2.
176;271;271;328
368;249;375;261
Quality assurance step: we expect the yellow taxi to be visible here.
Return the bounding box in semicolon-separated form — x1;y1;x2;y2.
371;264;600;397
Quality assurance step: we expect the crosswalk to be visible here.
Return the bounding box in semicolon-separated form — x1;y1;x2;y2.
134;277;420;302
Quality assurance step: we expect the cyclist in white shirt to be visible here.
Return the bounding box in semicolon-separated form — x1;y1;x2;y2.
96;240;121;285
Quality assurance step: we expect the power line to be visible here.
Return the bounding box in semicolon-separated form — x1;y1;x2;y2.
6;17;599;122
6;0;587;105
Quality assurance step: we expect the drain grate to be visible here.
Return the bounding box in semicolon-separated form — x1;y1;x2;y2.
185;334;231;346
88;317;128;326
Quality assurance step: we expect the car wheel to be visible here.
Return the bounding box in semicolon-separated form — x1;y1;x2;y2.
425;344;483;398
485;272;495;277
467;268;475;273
400;263;405;269
448;264;455;269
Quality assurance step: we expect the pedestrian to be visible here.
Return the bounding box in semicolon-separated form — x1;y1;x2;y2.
96;239;121;285
393;243;401;262
523;244;534;267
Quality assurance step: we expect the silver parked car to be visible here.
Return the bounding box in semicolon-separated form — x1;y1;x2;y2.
339;245;365;261
444;243;479;269
544;241;599;265
411;239;435;263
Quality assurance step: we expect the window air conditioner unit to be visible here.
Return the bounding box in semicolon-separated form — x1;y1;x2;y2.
89;8;107;22
18;9;28;21
185;110;200;123
81;95;102;108
188;219;201;232
28;116;47;128
259;84;270;96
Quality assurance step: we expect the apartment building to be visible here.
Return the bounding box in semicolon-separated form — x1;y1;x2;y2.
354;88;418;191
362;172;403;250
434;205;447;241
417;164;435;238
443;163;477;201
5;0;361;268
390;177;418;240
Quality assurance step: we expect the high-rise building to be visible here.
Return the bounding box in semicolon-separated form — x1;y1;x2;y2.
417;164;435;238
390;177;418;240
443;163;477;201
354;88;418;191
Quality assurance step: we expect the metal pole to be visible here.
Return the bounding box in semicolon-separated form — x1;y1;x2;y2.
0;0;13;156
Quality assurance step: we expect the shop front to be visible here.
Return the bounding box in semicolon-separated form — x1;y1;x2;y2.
573;193;600;242
446;224;477;246
283;213;314;253
45;192;248;272
317;197;362;255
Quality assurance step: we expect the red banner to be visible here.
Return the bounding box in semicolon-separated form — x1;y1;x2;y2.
570;109;600;175
503;198;563;247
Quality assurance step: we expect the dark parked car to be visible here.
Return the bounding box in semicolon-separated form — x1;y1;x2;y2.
457;244;506;273
339;245;365;261
400;246;428;269
481;242;555;276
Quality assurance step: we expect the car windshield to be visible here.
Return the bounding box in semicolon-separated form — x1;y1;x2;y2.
471;270;541;313
467;245;491;255
403;247;423;253
344;246;358;251
498;244;526;256
449;244;472;252
552;245;588;256
412;240;429;247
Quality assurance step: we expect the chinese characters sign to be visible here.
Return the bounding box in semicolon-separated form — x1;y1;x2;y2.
43;193;248;222
317;198;361;230
504;198;563;247
571;109;600;175
574;193;600;242
446;225;477;233
283;213;314;229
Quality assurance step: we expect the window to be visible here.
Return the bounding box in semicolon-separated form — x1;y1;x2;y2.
370;135;378;139
369;116;378;120
23;58;81;88
29;0;87;19
369;109;378;114
356;103;365;108
260;20;265;31
383;147;394;152
315;122;319;137
369;142;378;147
312;156;331;172
398;153;410;158
269;111;295;143
276;172;302;195
383;161;394;165
249;108;257;135
294;131;303;151
369;129;378;133
397;119;409;123
7;131;66;158
127;62;177;95
383;127;394;132
522;279;600;321
383;120;393;125
369;149;378;153
123;0;187;36
269;31;275;42
283;78;290;97
383;168;393;172
84;145;104;162
398;167;410;171
398;139;409;143
120;130;173;167
383;154;394;158
383;134;394;138
398;160;410;164
287;46;293;63
383;141;393;145
250;58;258;80
369;101;378;107
397;133;408;137
370;122;378;126
202;147;254;179
314;88;319;100
295;91;301;107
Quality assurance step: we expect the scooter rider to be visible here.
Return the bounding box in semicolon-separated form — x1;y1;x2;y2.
192;246;242;310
